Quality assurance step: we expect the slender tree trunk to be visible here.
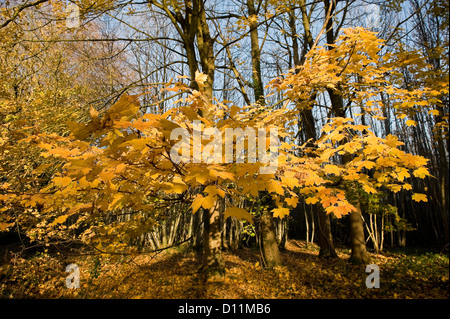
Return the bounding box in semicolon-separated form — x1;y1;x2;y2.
311;206;315;244
155;1;214;265
304;201;310;247
398;192;407;247
380;213;384;252
247;0;265;105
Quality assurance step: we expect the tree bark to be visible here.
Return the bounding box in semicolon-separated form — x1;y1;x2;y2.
247;0;265;105
317;209;338;258
192;209;204;251
203;206;225;274
275;218;288;250
260;210;282;268
349;202;371;264
196;2;215;102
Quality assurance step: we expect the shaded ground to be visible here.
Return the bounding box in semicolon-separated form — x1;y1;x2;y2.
0;240;448;299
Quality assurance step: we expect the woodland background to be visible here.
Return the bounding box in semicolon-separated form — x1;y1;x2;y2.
0;0;448;299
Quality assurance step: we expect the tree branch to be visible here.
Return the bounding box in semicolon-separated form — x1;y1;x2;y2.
0;0;49;29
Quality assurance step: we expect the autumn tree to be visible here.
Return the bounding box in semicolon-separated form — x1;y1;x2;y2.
270;27;444;263
2;51;435;274
1;0;448;278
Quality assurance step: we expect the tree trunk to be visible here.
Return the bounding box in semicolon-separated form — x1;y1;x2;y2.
317;209;338;258
203;206;225;274
245;0;281;267
275;218;288;250
293;2;337;256
304;201;310;247
196;2;215;102
247;0;265;105
178;0;222;274
349;202;371;264
326;59;370;263
260;210;282;268
192;208;204;251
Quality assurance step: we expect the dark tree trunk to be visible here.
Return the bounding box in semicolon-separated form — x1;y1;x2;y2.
317;210;338;258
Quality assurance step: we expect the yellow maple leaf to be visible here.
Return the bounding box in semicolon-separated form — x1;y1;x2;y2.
191;194;204;213
209;168;234;181
412;193;427;202
204;185;225;198
387;184;402;193
362;184;378;194
223;206;253;223
186;167;210;184
272;207;290;219
190;194;216;213
428;109;440;116
201;195;216;210
405;119;417;126
396;167;410;181
325;203;356;218
285;196;298;208
357;161;376;171
402;183;412;190
268;179;284;195
107;94;140;120
170;182;187;194
195;71;208;88
89;106;99;118
413;167;429;178
99;171;115;183
281;176;300;188
323;164;341;175
53;176;72;187
305;196;319;205
108;193;124;210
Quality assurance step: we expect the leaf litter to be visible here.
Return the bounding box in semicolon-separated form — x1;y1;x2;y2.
0;240;447;299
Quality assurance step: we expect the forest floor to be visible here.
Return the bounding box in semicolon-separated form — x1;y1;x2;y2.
0;239;448;299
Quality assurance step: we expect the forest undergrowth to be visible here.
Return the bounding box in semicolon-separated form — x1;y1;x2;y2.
1;240;448;299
